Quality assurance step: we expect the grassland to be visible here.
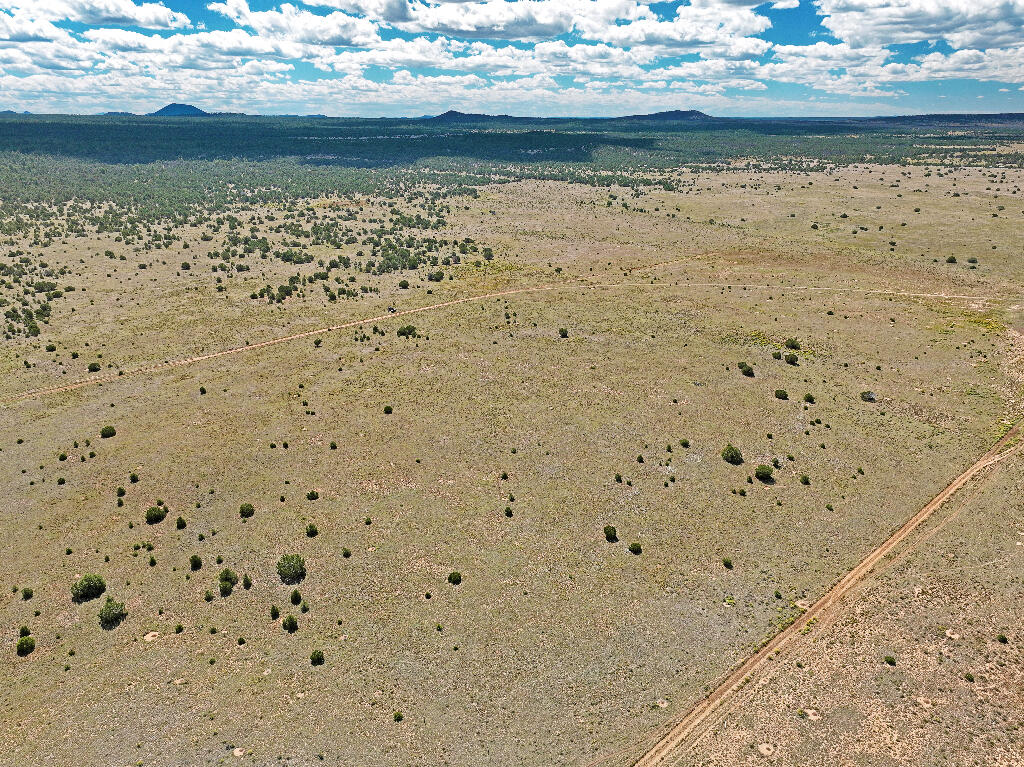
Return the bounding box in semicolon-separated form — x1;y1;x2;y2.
0;117;1021;766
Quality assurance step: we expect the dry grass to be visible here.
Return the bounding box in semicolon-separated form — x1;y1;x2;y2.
0;165;1021;766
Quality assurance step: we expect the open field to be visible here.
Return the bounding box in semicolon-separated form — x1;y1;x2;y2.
0;116;1022;766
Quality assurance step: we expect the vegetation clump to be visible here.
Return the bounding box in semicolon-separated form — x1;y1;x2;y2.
98;597;127;629
754;465;774;483
603;525;618;543
218;568;239;596
16;635;35;656
145;506;167;524
276;554;306;584
721;444;744;465
239;503;255;519
71;574;106;602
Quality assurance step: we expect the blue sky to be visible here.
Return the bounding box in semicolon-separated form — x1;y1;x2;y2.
1;0;1022;116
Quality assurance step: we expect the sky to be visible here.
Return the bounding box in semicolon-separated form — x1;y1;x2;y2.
0;0;1023;117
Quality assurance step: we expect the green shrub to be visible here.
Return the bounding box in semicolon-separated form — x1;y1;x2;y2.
218;569;238;597
722;558;733;569
306;491;319;501
277;554;306;584
176;516;186;529
604;525;618;543
771;350;781;360
383;405;393;414
884;655;896;666
270;605;280;620
754;465;774;483
774;389;788;400
448;571;462;586
860;390;877;402
21;587;32;600
803;393;815;404
799;474;810;485
784;353;798;366
721;444;744;465
737;361;754;377
282;615;298;633
558;328;568;338
784;338;801;350
290;589;302;605
239;503;255;519
306;523;318;537
16;636;35;656
189;554;202;571
394;711;404;722
100;426;116;439
88;362;101;372
71;574;106;602
98;597;127;629
242;573;252;590
310;649;325;666
628;542;642;555
145;506;167;524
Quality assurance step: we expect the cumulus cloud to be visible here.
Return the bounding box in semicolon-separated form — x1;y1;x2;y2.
208;0;380;46
816;0;1024;49
4;0;190;28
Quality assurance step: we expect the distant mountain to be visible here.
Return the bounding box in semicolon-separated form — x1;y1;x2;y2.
615;110;713;121
429;109;503;123
148;103;209;117
0;109;31;115
425;108;715;123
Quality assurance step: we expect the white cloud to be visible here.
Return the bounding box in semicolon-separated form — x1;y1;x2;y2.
4;0;190;28
816;0;1024;49
208;0;380;46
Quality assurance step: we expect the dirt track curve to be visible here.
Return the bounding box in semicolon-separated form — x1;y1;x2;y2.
4;278;1014;406
620;420;1023;767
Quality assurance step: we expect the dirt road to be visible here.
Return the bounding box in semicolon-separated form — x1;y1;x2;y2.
4;279;1013;405
623;421;1023;767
